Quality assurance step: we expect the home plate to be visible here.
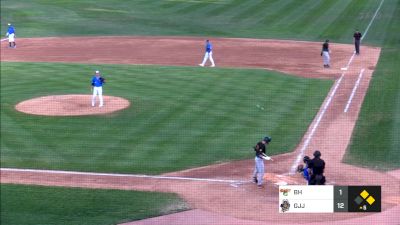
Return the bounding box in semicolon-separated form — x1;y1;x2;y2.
341;67;348;70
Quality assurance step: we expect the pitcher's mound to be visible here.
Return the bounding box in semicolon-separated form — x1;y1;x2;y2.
15;95;130;116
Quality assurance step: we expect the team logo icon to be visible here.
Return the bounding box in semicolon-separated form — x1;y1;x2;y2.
280;199;290;212
279;188;291;196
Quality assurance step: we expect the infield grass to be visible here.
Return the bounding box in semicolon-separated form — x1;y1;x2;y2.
1;62;332;174
1;184;189;225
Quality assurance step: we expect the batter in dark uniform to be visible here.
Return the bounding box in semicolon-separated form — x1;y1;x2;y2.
308;150;326;185
353;30;362;55
252;136;271;187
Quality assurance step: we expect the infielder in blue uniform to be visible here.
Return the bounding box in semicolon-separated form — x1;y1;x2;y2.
199;40;215;67
252;136;272;187
5;23;16;48
91;70;105;107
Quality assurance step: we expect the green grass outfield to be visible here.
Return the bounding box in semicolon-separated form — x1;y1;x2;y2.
0;0;393;45
1;184;189;225
1;62;331;174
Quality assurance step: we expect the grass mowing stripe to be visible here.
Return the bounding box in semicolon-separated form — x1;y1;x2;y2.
289;0;337;34
307;0;353;40
174;1;209;14
1;184;189;225
259;0;308;26
231;0;278;22
205;0;243;16
274;0;317;27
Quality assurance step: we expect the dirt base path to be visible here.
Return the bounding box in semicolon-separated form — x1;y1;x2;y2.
1;37;399;225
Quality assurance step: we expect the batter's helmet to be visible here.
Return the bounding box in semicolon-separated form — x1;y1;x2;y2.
303;156;310;163
263;136;272;143
313;150;321;158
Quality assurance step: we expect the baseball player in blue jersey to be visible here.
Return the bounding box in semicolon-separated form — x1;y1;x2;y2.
5;23;16;48
297;156;311;185
252;136;272;187
91;70;105;107
199;40;215;67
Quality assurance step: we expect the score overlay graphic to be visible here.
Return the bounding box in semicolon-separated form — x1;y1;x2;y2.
279;185;381;213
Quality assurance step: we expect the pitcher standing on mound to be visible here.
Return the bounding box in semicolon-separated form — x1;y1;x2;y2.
91;70;105;107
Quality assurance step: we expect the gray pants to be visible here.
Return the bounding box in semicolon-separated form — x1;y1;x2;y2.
253;156;264;186
355;40;360;54
323;51;330;66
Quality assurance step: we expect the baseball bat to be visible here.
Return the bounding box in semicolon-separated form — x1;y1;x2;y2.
261;153;273;161
1;38;9;42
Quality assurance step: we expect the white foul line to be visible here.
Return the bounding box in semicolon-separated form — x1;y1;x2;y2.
346;52;356;68
0;168;247;184
289;0;385;174
344;68;365;113
362;0;385;41
289;73;345;174
1;38;9;42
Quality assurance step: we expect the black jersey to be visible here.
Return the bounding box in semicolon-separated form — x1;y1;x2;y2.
254;141;266;158
308;157;325;175
322;42;329;52
354;32;362;41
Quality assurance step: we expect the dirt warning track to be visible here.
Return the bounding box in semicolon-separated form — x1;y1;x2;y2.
1;37;399;225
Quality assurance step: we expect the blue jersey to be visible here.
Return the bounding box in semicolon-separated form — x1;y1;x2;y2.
91;76;104;87
7;26;15;35
205;42;212;53
303;165;310;184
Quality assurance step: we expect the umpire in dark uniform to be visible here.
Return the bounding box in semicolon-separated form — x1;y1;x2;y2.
353;29;362;55
308;150;326;185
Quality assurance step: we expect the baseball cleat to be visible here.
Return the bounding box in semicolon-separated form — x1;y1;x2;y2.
198;64;204;67
253;177;258;183
211;65;215;67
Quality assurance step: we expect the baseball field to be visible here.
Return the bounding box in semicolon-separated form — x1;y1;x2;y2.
1;0;399;225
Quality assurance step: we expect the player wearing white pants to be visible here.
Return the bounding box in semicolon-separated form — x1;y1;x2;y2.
321;39;330;68
6;23;16;48
92;86;103;107
199;40;215;67
91;70;105;107
322;51;330;67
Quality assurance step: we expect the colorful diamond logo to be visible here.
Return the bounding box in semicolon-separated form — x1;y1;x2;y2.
366;196;375;205
360;190;369;199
